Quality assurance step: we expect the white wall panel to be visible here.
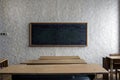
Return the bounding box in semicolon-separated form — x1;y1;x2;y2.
0;0;119;65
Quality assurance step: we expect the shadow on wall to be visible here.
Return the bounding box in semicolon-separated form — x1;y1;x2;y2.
118;0;120;52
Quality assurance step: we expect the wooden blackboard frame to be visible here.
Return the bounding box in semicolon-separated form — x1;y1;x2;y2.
29;22;87;47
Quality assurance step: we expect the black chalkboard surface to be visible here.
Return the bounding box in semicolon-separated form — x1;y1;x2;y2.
29;23;87;47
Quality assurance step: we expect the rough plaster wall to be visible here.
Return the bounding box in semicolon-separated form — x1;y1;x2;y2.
0;0;119;65
0;0;8;58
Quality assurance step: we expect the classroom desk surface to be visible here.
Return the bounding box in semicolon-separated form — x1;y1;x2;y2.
0;64;108;74
20;59;87;65
0;58;7;63
0;58;8;68
107;56;120;59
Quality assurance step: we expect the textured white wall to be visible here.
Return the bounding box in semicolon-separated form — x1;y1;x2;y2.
0;0;119;65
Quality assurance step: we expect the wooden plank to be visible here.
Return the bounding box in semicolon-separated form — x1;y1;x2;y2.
0;64;108;74
21;59;87;65
39;56;80;60
107;56;120;59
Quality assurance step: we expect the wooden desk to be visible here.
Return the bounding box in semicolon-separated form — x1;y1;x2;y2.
0;64;108;80
107;56;120;80
0;64;107;74
20;59;87;65
39;56;80;60
0;58;8;68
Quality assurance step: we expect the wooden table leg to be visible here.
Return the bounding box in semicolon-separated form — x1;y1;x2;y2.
94;73;97;80
110;59;113;80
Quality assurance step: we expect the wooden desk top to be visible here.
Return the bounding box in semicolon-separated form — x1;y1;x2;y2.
39;56;80;60
107;56;120;59
0;58;7;63
0;64;108;75
21;59;87;65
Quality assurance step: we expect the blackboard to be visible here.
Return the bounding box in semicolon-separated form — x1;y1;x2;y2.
29;23;87;47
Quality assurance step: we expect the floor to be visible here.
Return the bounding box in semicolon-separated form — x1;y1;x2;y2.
0;74;116;80
0;75;11;80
